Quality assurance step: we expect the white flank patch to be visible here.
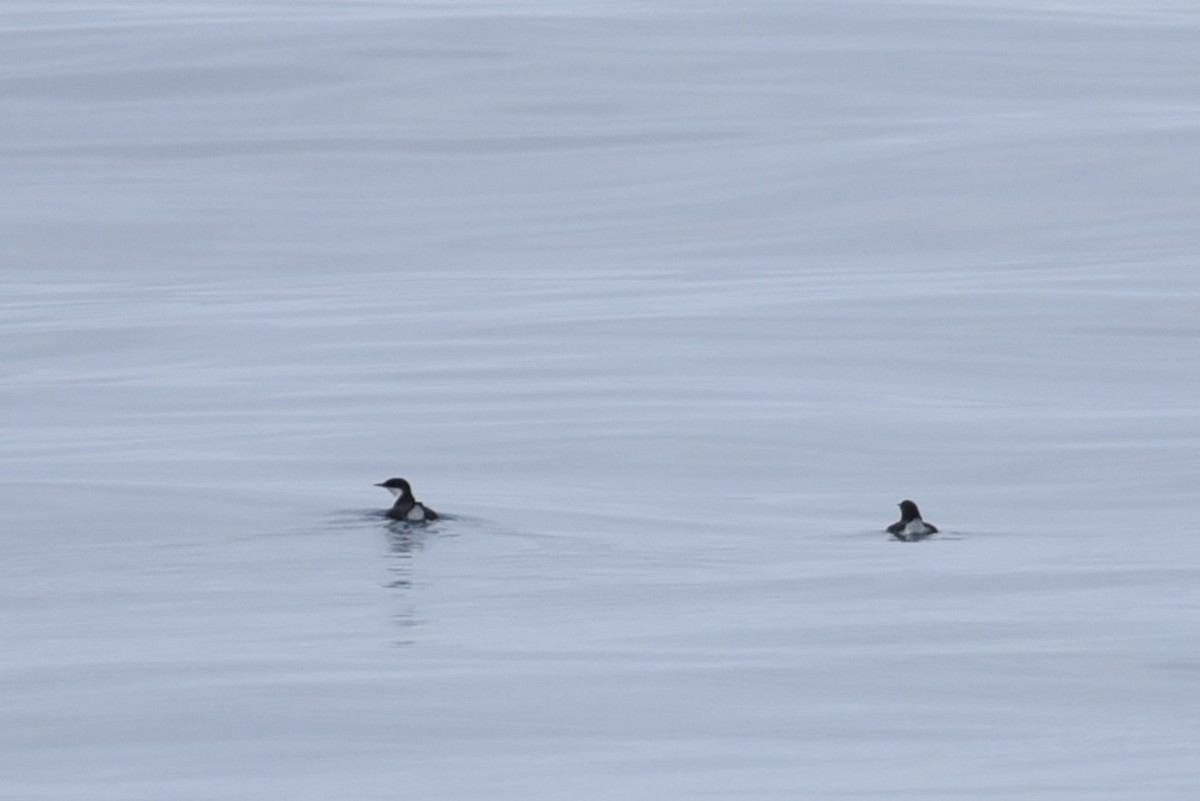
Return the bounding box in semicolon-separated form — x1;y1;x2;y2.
904;519;930;538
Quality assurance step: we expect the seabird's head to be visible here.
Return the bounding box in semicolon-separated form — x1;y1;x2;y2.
375;477;413;500
897;499;922;522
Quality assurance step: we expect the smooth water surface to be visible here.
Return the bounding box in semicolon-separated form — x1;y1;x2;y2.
2;2;1199;798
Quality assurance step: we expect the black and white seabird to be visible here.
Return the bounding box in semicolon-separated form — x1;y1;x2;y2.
375;477;439;522
887;499;938;541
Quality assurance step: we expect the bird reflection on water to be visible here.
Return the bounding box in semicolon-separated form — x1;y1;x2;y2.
322;508;445;644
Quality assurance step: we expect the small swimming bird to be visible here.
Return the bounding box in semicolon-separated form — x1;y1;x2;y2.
375;477;439;522
887;499;938;541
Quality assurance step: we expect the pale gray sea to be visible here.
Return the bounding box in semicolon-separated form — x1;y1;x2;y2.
3;2;1199;798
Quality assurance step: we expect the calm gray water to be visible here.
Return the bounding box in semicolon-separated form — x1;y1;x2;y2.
3;2;1199;798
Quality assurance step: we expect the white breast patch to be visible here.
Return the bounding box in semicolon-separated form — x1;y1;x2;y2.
904;519;930;537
